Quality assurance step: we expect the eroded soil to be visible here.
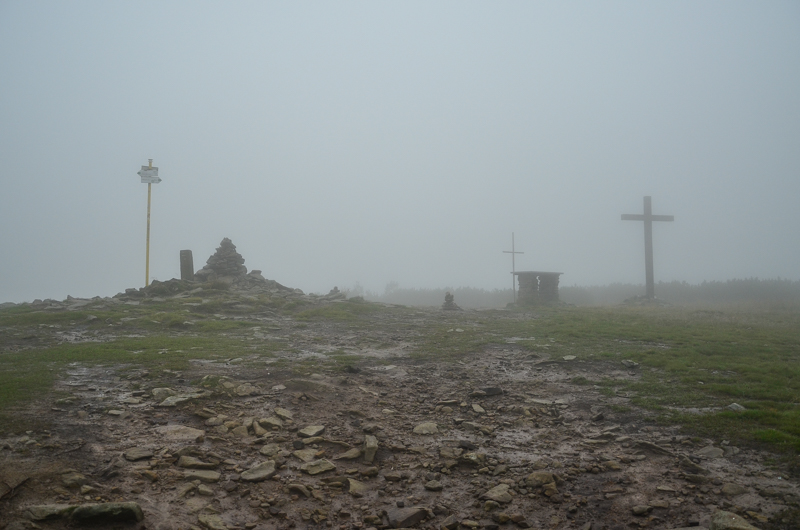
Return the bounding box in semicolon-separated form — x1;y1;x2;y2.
1;302;798;530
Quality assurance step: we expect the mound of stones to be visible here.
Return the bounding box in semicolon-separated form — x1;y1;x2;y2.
195;237;248;282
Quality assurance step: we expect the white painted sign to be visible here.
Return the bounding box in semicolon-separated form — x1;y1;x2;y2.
138;166;161;184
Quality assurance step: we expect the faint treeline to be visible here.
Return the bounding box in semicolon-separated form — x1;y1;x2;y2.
351;278;800;309
353;283;514;309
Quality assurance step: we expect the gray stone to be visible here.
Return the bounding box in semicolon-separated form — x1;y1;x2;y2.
632;505;651;515
525;471;555;488
417;479;440;492
183;470;220;483
334;447;362;460
678;455;709;474
364;434;378;463
288;483;311;497
253;421;268;436
177;455;217;469
260;443;281;457
70;502;144;524
158;394;202;407
300;459;336;475
709;510;759;530
724;446;741;457
198;513;228;530
348;478;368;497
459;452;485;466
292;448;318;462
231;425;250;437
634;440;673;455
154;424;205;442
442;515;460;530
696;446;725;459
241;461;277;482
274;407;293;420
727;403;746;412
123;447;153;461
298;425;325;437
25;504;75;521
413;422;438;435
61;471;88;488
387;506;427;528
721;483;749;496
259;416;283;429
197;484;214;496
151;387;176;401
235;383;257;396
481;483;512;503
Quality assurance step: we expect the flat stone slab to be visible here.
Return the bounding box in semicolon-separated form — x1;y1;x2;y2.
721;483;749;496
413;422;438;435
334;447;361;460
260;443;281;457
70;502;144;524
300;459;336;475
154;425;205;441
481;483;512;503
387;506;427;528
177;455;217;469
151;388;175;401
424;480;443;491
198;513;227;530
298;425;325;438
241;460;277;482
273;407;293;420
25;504;75;521
158;393;203;407
234;383;258;396
696;446;725;459
123;447;153;462
292;448;319;463
183;470;220;483
348;478;367;497
259;416;283;429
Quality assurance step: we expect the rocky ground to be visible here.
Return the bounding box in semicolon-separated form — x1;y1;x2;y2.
1;289;798;530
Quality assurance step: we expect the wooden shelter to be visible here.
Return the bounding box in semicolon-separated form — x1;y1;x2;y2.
513;271;563;304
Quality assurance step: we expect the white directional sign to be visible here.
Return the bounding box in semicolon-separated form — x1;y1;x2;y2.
138;166;161;184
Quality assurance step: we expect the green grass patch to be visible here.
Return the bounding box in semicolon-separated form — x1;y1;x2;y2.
0;335;262;412
511;306;800;454
295;302;383;321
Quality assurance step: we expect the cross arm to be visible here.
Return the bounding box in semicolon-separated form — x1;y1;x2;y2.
621;214;674;222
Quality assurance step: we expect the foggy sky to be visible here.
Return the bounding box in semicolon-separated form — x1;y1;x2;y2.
1;1;799;303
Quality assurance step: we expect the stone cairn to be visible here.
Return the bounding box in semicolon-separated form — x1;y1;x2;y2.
194;238;247;282
441;291;462;311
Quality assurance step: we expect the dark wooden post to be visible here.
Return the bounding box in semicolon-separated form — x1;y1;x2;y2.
180;250;194;280
622;196;674;299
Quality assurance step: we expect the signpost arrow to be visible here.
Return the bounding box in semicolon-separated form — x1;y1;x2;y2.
138;166;161;184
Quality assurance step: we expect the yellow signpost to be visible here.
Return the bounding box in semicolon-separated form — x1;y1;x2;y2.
137;159;161;286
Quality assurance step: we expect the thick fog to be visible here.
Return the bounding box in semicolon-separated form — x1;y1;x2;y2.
1;1;798;303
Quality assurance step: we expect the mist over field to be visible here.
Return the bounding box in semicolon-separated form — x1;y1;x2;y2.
1;2;798;303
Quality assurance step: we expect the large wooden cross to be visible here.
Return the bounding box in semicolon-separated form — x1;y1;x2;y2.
621;196;674;299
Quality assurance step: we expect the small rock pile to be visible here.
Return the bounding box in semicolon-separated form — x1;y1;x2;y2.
442;292;462;311
195;238;247;281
